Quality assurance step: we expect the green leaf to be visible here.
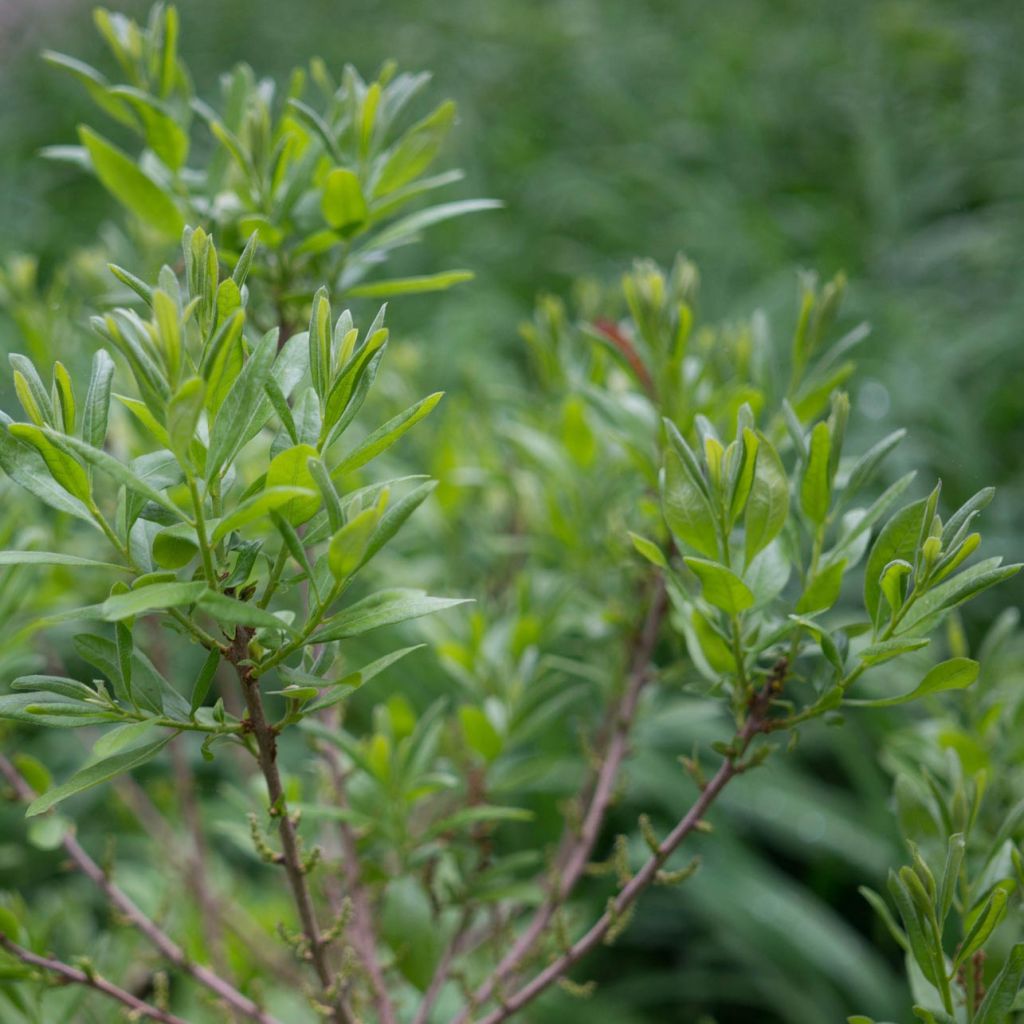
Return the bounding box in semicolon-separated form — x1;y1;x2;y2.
975;943;1024;1024
106;86;189;170
265;445;322;525
211;487;318;542
189;648;221;713
796;559;846;614
167;376;205;459
956;886;1009;967
629;532;668;569
321;167;368;234
39;427;186;519
0;420;91;523
879;558;913;615
7;424;90;502
373;99;456;197
847;657;979;707
727;428;759;525
152;523;199;569
313;589;471;642
331;393;443;478
858;636;931;666
0;692;117;728
662;448;718;559
99;581;206;621
347;270;474;298
864;498;927;623
425;804;532;841
26;737;172;816
897;559;1022;636
305;645;424;713
197;590;294;634
684;557;755;615
843;429;906;502
207;328;278;477
744;433;789;565
801;421;832;524
458;706;503;761
328;504;383;581
78;126;183;235
358;479;436;569
0;551;127;571
10;675;98;701
364;199;503;251
82;350;115;450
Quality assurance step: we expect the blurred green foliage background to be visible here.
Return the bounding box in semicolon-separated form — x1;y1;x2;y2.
0;1;1022;1021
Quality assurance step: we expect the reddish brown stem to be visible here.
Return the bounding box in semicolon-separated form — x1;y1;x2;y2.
0;753;280;1024
0;934;189;1024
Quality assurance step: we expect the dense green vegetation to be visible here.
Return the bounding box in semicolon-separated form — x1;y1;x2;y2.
0;3;1021;1022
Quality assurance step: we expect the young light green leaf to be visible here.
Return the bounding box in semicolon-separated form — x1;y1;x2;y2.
211;487;318;542
347;270;474;298
265;444;322;525
800;421;832;525
26;736;173;816
305;645;424;713
328;504;383;581
864;498;927;623
7;424;91;502
956;886;1009;968
684;557;755;615
322;167;368;234
629;532;669;569
167;376;205;459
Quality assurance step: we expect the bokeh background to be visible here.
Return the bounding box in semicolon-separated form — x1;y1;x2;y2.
1;1;1022;1021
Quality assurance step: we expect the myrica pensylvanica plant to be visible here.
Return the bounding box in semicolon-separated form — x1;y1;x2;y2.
0;7;1021;1024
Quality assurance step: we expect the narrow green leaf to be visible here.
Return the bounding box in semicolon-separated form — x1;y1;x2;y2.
331;392;442;478
847;657;979;707
328;504;382;581
26;737;172;816
0;551;127;571
313;589;470;642
100;581;206;621
975;943;1024;1024
801;421;832;524
744;433;789;565
305;645;424;712
322;167;368;234
347;270;474;298
662;448;718;559
197;590;294;634
78;126;183;235
82;350;115;449
864;498;927;623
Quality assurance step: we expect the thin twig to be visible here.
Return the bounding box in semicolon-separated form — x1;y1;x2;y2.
228;626;353;1024
454;575;668;1021
113;773;304;987
0;753;282;1024
321;720;398;1024
0;934;189;1024
473;678;779;1024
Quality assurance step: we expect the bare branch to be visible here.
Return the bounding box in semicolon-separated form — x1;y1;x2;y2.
0;933;189;1024
320;719;398;1024
0;752;283;1024
472;677;779;1024
454;575;667;1021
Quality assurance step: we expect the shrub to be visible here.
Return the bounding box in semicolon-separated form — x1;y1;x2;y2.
0;7;1019;1024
